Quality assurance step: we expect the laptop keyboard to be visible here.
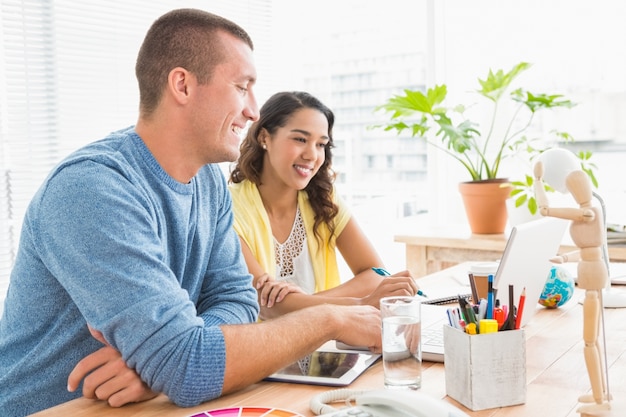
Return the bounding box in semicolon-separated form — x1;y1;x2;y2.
422;325;444;348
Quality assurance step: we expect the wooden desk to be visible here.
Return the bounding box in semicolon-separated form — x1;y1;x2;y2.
32;264;626;417
395;226;626;278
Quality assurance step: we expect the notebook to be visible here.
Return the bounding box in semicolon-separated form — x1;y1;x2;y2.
421;286;472;305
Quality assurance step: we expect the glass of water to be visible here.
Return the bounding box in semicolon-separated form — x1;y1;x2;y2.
380;295;421;390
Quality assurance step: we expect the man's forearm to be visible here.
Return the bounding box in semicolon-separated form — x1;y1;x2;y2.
220;304;381;393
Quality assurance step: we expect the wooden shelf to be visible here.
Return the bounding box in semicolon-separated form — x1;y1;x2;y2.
395;225;626;278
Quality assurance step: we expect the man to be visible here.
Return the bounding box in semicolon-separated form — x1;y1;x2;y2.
0;9;382;416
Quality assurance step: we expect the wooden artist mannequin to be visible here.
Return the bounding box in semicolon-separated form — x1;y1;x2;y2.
534;161;611;415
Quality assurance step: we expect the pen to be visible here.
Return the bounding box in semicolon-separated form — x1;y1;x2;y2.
464;303;478;326
458;295;476;326
458;319;467;331
478;298;488;321
446;308;463;330
372;267;428;297
446;308;457;328
486;273;494;319
457;296;468;322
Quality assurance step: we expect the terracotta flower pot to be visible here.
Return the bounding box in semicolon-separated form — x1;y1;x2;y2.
458;179;512;234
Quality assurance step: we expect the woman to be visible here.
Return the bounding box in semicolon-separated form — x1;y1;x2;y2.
229;91;418;319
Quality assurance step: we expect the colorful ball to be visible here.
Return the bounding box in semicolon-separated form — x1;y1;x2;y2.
538;265;575;308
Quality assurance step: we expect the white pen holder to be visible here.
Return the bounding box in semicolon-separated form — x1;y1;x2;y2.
443;325;526;411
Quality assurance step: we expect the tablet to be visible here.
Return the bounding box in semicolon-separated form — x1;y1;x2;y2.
264;349;381;386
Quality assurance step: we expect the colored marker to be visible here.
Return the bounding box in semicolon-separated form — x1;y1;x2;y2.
494;299;505;329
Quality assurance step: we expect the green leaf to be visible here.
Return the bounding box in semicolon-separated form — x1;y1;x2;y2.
523;174;534;186
514;194;528;207
477;62;531;102
527;197;538;215
436;119;479;154
511;90;576;112
553;131;575;142
376;85;447;116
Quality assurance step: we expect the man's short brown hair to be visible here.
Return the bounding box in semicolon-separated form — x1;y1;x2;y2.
135;8;253;117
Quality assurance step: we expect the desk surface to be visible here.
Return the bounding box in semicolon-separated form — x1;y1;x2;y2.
32;263;626;417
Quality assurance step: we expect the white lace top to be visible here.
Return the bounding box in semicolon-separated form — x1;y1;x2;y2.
274;205;316;294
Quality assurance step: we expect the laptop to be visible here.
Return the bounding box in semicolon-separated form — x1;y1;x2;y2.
337;216;569;363
335;303;450;363
492;217;569;328
420;303;450;362
334;303;449;363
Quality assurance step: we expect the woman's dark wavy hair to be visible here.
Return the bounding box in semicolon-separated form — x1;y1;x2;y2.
230;91;338;244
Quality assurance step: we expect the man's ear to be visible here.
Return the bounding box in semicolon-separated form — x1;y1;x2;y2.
168;67;192;104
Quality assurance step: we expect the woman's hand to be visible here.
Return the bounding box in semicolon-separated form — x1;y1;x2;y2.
361;270;419;308
256;273;305;307
67;326;158;407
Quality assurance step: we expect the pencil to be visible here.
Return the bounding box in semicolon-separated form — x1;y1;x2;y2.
515;287;526;330
468;272;479;304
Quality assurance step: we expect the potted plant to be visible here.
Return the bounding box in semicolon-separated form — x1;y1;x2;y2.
374;61;578;233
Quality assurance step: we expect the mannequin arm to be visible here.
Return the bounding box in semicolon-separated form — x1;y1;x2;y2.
539;206;595;222
550;250;581;264
533;161;550;209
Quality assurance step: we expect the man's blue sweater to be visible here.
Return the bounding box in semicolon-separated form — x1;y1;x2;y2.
0;127;259;416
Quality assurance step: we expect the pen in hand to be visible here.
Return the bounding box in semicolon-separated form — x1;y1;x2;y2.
371;267;428;298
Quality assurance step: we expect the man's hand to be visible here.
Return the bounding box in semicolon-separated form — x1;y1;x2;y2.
67;326;158;407
331;305;382;353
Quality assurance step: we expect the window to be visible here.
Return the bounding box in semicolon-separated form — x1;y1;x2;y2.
3;0;626;308
0;0;274;311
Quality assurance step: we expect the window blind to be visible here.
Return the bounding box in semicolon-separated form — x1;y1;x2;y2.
0;0;273;314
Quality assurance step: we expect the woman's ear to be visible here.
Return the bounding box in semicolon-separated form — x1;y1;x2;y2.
258;128;270;149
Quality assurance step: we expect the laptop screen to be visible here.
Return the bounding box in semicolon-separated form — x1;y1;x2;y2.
493;217;569;327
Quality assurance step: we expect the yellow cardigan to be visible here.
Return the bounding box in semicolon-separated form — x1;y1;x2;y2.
229;180;350;292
